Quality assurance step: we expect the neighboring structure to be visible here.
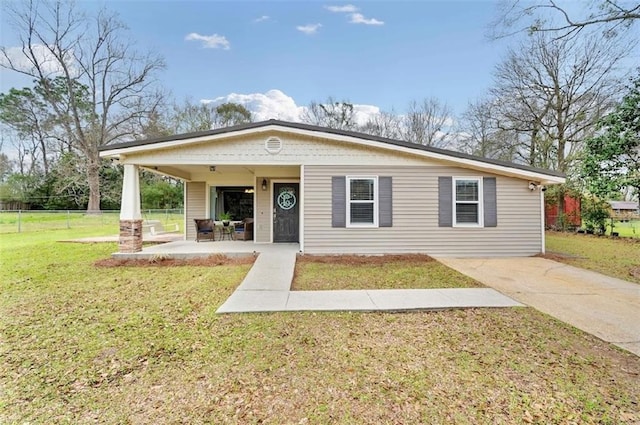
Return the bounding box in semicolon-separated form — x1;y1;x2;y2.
545;195;581;229
0;200;30;211
608;201;640;220
99;120;565;257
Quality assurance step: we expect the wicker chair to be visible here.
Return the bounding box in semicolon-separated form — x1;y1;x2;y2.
194;219;215;242
234;218;254;241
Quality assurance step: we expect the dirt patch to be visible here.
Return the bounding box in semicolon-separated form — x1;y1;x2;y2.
536;252;585;261
296;253;436;266
94;254;255;268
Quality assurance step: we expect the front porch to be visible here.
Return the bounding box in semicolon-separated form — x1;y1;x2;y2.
114;161;302;253
112;240;301;259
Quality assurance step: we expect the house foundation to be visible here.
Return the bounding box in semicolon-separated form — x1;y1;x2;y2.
119;219;143;253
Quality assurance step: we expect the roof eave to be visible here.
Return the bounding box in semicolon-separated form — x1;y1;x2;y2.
98;120;566;183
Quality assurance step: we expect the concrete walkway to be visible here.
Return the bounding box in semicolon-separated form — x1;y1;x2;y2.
439;257;640;356
216;247;522;313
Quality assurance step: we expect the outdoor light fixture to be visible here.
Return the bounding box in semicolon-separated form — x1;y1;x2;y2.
528;182;547;192
209;166;216;172
262;178;267;191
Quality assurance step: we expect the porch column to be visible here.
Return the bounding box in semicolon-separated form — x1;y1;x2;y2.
119;164;143;253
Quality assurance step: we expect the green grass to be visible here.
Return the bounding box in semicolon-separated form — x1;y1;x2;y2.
293;255;484;290
606;219;640;238
546;232;640;284
1;230;639;423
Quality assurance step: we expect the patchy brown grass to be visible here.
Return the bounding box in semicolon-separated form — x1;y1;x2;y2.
293;254;484;290
545;232;640;284
95;253;256;268
2;236;639;424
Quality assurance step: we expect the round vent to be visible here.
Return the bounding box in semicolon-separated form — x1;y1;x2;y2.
265;136;282;154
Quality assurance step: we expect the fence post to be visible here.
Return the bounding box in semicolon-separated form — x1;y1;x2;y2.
17;209;21;233
67;210;71;229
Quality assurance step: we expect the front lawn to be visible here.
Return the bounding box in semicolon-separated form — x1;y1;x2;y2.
546;232;640;284
1;231;639;424
292;254;483;290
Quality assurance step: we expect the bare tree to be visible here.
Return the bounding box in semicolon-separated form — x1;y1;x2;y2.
491;33;623;173
360;111;403;139
401;98;453;148
492;0;640;40
1;0;165;212
166;100;253;135
169;100;218;134
489;32;626;223
458;98;518;161
301;97;358;130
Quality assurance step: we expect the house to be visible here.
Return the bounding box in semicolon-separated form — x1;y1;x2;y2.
99;120;565;257
608;201;639;220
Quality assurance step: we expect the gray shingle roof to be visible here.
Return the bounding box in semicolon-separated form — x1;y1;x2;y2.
99;119;565;178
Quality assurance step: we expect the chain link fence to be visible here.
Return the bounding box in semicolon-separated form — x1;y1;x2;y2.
0;209;184;234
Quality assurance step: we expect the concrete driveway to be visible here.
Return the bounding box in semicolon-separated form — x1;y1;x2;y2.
439;257;640;356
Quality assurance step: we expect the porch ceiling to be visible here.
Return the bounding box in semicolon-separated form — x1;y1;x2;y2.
142;164;300;182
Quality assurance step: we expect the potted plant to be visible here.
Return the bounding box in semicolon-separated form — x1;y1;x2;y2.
219;211;232;226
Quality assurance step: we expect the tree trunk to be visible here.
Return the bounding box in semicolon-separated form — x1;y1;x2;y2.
530;125;538;166
86;156;101;213
556;190;566;229
39;136;49;176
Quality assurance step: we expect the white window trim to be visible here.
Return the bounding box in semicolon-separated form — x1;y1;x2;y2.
452;177;484;227
346;175;378;228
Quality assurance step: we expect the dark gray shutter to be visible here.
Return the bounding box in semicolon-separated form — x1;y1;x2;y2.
483;177;497;227
438;177;453;227
379;176;392;227
332;176;346;227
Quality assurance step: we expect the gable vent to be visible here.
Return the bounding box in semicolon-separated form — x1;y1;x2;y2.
265;136;283;154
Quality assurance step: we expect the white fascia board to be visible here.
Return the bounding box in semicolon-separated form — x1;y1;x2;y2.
274;126;566;184
140;166;192;182
99;126;278;158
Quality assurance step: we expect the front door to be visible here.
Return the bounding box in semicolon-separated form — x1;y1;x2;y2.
273;182;299;243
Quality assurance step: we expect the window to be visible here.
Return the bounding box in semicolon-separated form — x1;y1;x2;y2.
347;176;378;227
454;177;483;226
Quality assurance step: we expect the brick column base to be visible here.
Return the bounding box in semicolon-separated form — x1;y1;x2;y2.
119;219;143;253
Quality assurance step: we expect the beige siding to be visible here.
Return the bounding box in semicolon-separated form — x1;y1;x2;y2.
254;177;271;242
123;133;433;167
185;182;206;241
303;166;542;257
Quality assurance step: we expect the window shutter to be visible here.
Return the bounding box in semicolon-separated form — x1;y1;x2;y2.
483;177;497;227
438;177;452;227
379;176;392;227
332;176;346;228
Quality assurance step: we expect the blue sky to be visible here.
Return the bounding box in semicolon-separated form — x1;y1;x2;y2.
1;1;513;122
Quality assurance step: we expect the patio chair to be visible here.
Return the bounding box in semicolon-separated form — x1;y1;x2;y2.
234;218;254;241
194;219;215;242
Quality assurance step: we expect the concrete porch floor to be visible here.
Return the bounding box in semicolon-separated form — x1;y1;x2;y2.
112;240;300;259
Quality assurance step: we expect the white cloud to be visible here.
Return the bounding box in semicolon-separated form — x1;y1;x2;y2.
254;15;270;23
200;89;381;126
349;13;384;25
0;44;76;76
350;104;382;126
325;4;359;13
184;32;230;50
296;23;322;35
202;89;305;122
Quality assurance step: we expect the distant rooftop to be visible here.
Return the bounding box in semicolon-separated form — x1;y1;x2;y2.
608;201;639;210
